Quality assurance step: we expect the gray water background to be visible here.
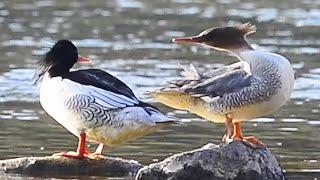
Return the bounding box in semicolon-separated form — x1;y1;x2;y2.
0;0;320;179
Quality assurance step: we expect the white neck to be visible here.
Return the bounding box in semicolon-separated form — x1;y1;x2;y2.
226;47;254;61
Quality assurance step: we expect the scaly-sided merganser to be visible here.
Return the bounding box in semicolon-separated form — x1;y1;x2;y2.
151;23;294;148
38;40;173;159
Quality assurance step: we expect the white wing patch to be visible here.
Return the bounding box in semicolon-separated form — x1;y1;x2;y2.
62;79;140;110
90;89;137;109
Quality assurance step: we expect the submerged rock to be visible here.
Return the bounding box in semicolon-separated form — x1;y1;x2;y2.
136;141;286;180
0;156;143;177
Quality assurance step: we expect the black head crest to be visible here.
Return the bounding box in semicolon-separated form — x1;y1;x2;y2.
35;40;78;83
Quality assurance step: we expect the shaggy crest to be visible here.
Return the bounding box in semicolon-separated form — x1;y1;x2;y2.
34;39;78;83
34;52;54;84
236;23;256;36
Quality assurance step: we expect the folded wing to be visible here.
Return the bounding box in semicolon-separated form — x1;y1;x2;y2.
168;63;252;99
61;69;168;127
63;69;139;102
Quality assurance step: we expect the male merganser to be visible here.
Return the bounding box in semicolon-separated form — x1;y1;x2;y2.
151;23;294;148
38;40;173;159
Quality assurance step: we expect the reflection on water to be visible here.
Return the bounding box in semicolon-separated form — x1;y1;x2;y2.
0;0;319;179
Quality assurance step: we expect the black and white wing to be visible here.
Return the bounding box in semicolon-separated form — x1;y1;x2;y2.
63;69;139;102
61;69;160;127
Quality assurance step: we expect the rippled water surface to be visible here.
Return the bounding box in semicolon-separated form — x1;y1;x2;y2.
0;0;320;179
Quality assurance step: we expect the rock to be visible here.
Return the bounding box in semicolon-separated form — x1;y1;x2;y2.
0;156;143;177
136;141;287;180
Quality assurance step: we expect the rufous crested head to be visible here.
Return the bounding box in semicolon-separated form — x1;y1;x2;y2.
172;23;256;52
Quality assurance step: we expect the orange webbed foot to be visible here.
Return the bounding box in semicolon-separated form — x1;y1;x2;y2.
52;152;96;159
223;120;267;149
52;149;103;159
53;151;87;159
232;135;266;149
52;132;104;159
240;136;266;149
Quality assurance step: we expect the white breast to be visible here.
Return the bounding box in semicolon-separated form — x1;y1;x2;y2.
39;73;79;135
233;50;295;120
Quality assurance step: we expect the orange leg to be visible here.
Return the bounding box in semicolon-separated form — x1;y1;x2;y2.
53;133;104;159
222;115;233;143
232;122;243;140
232;122;266;149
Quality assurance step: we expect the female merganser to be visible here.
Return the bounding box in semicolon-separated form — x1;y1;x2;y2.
151;23;294;148
38;40;173;159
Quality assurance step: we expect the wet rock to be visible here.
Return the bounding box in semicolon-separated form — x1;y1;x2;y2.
136;141;286;180
0;156;143;177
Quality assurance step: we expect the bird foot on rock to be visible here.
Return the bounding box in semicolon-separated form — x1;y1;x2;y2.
52;151;103;159
222;134;266;149
233;135;267;149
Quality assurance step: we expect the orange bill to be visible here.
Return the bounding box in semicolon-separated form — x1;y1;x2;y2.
172;36;203;43
77;55;91;64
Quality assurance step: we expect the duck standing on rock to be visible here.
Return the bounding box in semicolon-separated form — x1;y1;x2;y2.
151;23;294;148
37;40;174;159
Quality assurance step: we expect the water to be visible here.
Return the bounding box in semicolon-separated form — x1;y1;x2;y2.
0;0;319;179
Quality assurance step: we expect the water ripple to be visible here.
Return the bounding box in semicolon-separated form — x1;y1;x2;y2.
0;1;319;179
0;69;38;102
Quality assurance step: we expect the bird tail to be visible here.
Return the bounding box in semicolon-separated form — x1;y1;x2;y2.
137;101;177;123
155;116;177;125
148;90;204;112
145;106;177;123
148;90;222;122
